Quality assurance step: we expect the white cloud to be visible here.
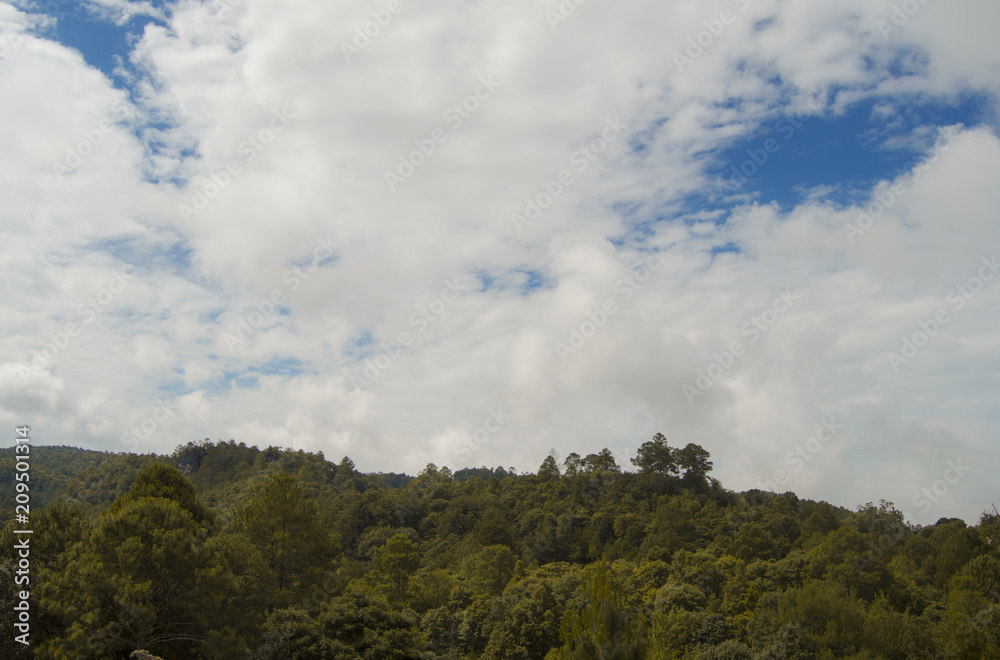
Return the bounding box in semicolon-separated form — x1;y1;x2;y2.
0;0;997;524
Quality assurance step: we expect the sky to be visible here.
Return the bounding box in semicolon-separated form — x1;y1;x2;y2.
1;0;998;526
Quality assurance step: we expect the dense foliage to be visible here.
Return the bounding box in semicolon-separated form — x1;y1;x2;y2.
2;436;998;658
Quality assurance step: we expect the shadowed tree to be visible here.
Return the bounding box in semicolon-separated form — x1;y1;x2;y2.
563;453;583;477
463;545;517;597
583;448;621;474
631;433;678;477
675;443;713;486
227;472;340;616
538;455;561;481
35;464;215;658
547;558;646;659
369;533;422;603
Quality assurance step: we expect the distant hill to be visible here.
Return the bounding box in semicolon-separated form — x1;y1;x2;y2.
1;440;417;516
2;438;997;659
0;445;116;515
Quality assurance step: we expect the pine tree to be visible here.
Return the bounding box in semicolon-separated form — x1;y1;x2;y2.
548;558;646;659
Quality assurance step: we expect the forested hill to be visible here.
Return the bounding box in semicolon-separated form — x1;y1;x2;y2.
2;437;998;658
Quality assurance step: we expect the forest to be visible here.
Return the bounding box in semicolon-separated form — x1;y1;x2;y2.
1;435;998;659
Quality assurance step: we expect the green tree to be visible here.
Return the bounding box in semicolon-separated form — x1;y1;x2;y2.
227;472;340;615
563;453;583;477
582;449;620;474
463;545;517;596
36;465;215;658
776;579;865;655
933;574;995;657
675;443;713;483
370;533;422;602
538;455;561;480
255;592;430;659
631;433;678;477
548;558;646;659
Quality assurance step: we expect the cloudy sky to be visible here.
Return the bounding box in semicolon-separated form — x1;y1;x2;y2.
2;0;998;524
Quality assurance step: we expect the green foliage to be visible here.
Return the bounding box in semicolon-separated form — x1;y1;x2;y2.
462;545;517;597
254;592;431;659
225;472;340;615
0;445;111;518
34;467;215;657
538;455;561;480
549;558;646;659
8;439;998;658
368;533;421;602
776;579;865;654
631;433;678;477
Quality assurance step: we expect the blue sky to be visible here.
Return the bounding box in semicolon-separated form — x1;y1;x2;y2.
709;93;990;210
39;3;991;228
2;0;999;525
37;1;165;87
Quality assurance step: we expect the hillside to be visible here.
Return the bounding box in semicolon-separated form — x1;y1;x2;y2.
1;437;998;658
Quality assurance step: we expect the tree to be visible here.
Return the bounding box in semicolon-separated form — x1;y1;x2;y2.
675;443;713;482
776;579;866;654
548;558;646;659
36;465;215;658
463;545;517;597
582;449;621;474
475;507;513;547
107;462;212;524
370;533;422;602
933;575;996;657
333;456;359;490
631;434;678;477
254;594;430;659
563;453;582;477
227;472;340;615
538;455;561;480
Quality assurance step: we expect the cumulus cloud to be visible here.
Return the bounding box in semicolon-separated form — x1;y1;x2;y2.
1;0;997;524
